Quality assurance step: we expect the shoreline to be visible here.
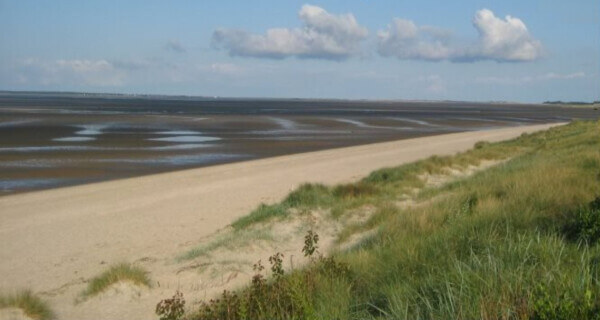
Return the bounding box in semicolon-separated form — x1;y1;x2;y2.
0;123;565;320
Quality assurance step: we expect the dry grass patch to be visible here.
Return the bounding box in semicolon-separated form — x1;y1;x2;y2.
0;290;54;320
80;263;151;299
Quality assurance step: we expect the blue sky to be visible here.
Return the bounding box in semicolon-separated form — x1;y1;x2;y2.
1;0;598;102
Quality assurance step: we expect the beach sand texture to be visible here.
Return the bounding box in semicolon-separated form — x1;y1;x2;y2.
0;123;562;320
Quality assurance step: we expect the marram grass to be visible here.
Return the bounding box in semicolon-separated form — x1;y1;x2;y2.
0;290;54;320
179;120;600;320
81;263;151;298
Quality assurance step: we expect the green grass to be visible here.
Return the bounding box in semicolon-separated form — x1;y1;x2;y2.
231;124;532;232
181;120;600;320
178;228;274;261
80;263;151;298
0;290;54;320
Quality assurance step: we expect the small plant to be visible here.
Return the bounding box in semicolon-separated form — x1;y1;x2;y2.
317;256;351;279
474;141;490;149
531;285;599;320
156;291;186;320
332;183;376;199
269;252;285;279
251;260;266;288
302;230;319;257
197;291;240;320
590;196;600;211
460;194;478;216
0;290;54;320
564;199;600;245
80;263;151;298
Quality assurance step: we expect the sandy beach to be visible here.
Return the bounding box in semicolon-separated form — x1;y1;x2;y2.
0;123;563;320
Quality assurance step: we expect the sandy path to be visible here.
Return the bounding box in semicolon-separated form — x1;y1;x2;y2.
0;123;561;319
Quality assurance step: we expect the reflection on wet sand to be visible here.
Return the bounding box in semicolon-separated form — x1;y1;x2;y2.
1;94;597;194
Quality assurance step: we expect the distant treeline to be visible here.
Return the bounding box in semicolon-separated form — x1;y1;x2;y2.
544;100;600;105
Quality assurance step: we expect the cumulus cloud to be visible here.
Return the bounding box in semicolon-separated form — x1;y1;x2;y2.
377;18;456;61
212;4;368;60
378;9;543;62
470;9;542;62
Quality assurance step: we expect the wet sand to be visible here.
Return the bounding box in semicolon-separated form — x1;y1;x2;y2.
1;93;598;195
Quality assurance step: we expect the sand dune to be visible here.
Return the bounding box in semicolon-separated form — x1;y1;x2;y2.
0;123;562;320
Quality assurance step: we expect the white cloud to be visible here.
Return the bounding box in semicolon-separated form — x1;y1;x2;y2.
475;72;586;85
19;59;125;86
470;9;542;62
212;4;368;60
377;18;455;61
208;63;243;75
540;72;586;80
378;9;543;62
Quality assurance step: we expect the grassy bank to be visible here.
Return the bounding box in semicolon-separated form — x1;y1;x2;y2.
172;121;600;319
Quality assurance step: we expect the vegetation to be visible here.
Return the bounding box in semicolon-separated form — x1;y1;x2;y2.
544;100;600;105
0;290;54;320
543;101;600;110
156;291;186;320
80;263;151;299
166;120;600;319
178;227;274;261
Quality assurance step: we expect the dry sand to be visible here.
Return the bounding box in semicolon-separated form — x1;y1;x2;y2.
0;123;562;320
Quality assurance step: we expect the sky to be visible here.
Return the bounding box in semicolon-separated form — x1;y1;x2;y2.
0;0;598;102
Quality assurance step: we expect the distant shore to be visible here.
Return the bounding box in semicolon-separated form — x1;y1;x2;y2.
0;123;563;320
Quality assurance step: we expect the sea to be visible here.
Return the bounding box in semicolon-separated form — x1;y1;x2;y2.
0;91;597;195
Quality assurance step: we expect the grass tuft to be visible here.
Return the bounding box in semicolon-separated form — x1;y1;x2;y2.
178;228;274;261
80;263;151;298
231;203;288;230
0;290;54;320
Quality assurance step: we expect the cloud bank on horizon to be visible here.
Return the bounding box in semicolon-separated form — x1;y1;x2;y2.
213;5;543;63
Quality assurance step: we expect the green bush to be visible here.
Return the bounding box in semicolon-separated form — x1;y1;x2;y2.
332;183;377;199
531;285;600;320
564;198;600;245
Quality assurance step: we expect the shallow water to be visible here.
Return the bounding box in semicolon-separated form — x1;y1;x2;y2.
0;92;597;195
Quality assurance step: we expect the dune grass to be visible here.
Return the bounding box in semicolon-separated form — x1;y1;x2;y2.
231;121;529;232
0;290;54;320
180;120;600;319
80;263;151;299
178;228;274;261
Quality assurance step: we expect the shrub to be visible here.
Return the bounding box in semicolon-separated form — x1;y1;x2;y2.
181;231;353;320
474;141;490;149
564;198;600;245
531;285;599;320
332;183;376;199
302;230;319;257
156;291;186;320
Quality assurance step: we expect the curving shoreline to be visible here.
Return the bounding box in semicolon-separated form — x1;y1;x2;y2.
0;123;565;320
